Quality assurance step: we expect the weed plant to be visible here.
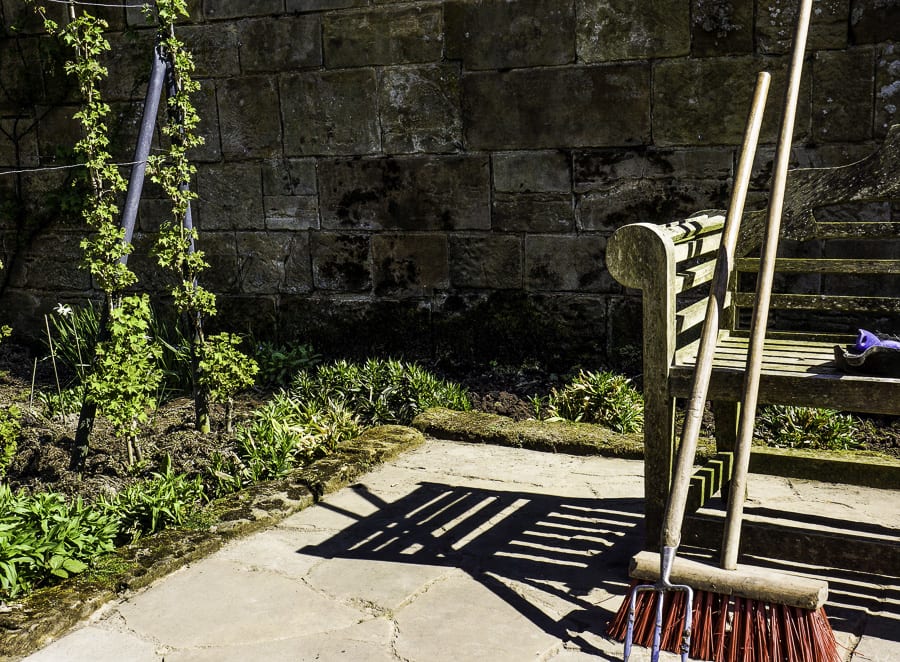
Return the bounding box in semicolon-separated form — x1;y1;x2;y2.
755;405;862;451
0;406;22;479
547;370;644;433
102;459;204;543
253;341;321;388
290;358;471;426
0;485;118;599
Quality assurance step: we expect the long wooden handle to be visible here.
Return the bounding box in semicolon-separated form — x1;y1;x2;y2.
660;72;771;550
720;0;813;571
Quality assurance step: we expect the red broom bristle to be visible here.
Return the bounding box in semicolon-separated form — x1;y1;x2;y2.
607;586;842;662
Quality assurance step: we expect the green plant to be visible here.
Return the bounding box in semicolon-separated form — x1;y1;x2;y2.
254;342;321;388
755;405;862;451
102;458;204;543
234;394;359;484
0;260;9;346
0;406;22;480
0;485;118;599
547;370;644;433
84;295;164;464
46;302;100;383
36;388;84;420
198;333;259;432
290;358;471;426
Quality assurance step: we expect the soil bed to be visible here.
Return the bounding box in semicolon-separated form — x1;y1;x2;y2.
2;342;898;505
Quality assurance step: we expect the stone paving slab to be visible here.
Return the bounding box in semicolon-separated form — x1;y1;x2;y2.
22;439;900;662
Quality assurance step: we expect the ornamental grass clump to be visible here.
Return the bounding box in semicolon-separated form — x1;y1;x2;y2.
755;405;862;451
290;358;471;426
547;369;644;433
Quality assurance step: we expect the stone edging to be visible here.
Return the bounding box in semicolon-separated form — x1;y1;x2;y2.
0;425;425;662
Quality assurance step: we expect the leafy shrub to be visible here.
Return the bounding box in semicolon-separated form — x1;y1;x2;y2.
755;406;862;451
0;485;118;598
290;358;471;426
198;333;259;431
102;459;205;543
232;395;359;485
37;387;84;420
254;342;321;388
0;406;22;479
547;370;644;433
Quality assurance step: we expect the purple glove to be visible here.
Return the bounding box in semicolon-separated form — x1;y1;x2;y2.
855;329;900;352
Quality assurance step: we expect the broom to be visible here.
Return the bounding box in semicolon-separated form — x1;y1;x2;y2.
607;1;841;659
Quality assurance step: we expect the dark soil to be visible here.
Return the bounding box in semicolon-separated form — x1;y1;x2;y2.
2;343;898;506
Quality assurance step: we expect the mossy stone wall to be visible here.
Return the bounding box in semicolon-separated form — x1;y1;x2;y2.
0;0;898;368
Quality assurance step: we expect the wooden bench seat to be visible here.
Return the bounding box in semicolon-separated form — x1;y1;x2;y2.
606;124;900;548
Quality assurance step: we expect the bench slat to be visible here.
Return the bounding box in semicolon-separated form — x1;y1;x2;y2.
732;292;900;313
734;258;900;275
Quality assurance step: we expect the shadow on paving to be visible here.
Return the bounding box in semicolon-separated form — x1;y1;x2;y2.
298;482;645;655
299;482;900;656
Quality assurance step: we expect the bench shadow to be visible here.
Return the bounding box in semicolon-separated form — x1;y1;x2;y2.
298;481;900;653
298;482;644;655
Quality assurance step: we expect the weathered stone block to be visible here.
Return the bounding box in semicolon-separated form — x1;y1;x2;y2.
282;69;380;156
691;0;754;56
757;0;849;54
445;0;575;69
323;6;442;68
264;195;319;231
204;0;283;19
1;37;49;106
379;64;462;154
177;24;240;78
236;231;311;294
493;151;571;193
311;232;372;291
573;147;733;192
190;80;222;163
875;43;900;137
653;56;811;146
0;117;38;168
524;235;613;292
463;65;651;150
197;163;263;230
449;235;522;289
492;194;575;233
812;48;874;142
373;233;449;296
262;158;317;196
606;295;642;372
101;29;156;102
851;0;900;43
287;0;366;12
239;15;322;74
217;76;282;159
137;198;171;233
319;155;490;231
577;178;731;232
36;105;80;163
20;231;90;291
577;0;690;62
197;231;238;295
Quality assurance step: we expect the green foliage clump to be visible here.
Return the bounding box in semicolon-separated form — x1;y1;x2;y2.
214;395;359;492
291;358;471;426
0;485;118;599
755;406;862;451
102;459;204;543
0;406;22;480
254;342;321;388
84;295;163;462
198;333;259;431
547;370;644;433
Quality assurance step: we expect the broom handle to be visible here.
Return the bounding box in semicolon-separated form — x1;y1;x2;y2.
721;0;813;571
660;71;771;552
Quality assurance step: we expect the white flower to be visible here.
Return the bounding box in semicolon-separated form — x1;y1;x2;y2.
55;303;73;317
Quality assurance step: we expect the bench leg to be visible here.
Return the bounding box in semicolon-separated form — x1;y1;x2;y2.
711;400;740;506
642;392;676;550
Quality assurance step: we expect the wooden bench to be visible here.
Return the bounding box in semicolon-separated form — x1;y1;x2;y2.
606;124;900;550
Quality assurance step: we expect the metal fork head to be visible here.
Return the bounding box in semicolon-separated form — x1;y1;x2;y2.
623;582;694;662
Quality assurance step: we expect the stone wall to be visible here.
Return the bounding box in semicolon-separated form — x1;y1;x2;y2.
1;0;898;368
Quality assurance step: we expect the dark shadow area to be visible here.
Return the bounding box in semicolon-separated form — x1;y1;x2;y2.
299;482;645;655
